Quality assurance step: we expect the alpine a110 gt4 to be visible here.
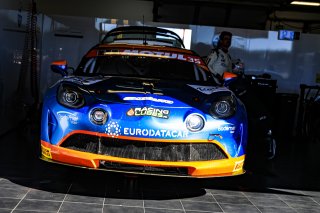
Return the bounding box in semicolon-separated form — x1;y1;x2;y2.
40;26;248;177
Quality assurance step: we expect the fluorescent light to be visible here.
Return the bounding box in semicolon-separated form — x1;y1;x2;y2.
291;1;320;6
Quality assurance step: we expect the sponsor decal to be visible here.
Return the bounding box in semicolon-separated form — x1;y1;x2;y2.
105;121;188;138
188;85;217;95
123;96;174;104
100;49;205;65
127;107;169;119
106;121;121;138
188;84;230;95
57;111;79;124
41;144;52;159
217;125;236;133
63;76;105;85
233;160;244;172
123;128;189;138
82;79;106;85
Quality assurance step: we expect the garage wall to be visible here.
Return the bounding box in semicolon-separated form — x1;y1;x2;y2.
0;0;29;10
0;9;37;135
0;0;154;22
37;0;153;22
39;15;100;98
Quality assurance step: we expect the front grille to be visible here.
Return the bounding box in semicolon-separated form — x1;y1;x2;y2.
99;161;189;176
61;134;227;161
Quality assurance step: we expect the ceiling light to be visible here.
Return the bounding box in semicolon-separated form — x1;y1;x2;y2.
290;1;320;6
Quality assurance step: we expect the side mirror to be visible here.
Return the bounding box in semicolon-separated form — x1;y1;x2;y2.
51;60;69;77
222;71;238;87
223;71;238;80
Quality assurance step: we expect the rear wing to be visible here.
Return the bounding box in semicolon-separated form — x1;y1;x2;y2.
101;26;185;49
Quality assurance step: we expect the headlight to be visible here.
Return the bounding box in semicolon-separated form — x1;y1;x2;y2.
186;114;205;132
210;95;236;119
90;108;108;125
64;91;79;104
57;84;85;108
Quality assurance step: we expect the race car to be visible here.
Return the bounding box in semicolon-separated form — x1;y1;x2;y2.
40;26;248;177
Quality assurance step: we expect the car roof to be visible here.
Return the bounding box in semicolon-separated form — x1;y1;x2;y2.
101;25;185;49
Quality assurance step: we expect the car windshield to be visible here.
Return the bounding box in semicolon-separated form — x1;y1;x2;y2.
101;26;185;48
75;55;215;83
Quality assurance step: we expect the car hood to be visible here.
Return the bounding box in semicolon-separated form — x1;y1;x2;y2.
63;76;230;108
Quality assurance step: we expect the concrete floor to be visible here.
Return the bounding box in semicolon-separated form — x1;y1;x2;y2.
0;118;319;213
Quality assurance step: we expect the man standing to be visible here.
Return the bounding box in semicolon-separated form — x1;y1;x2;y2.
206;31;233;81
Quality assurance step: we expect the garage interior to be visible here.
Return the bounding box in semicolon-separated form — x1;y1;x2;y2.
0;0;320;212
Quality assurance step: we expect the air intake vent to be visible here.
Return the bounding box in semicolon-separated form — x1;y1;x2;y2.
61;134;227;161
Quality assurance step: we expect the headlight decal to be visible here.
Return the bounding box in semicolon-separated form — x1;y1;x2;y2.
47;109;58;142
236;123;244;156
236;122;248;156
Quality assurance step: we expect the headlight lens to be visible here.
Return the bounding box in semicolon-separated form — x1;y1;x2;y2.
64;91;78;104
210;95;236;119
57;84;85;108
186;114;205;132
215;100;231;115
90;108;108;125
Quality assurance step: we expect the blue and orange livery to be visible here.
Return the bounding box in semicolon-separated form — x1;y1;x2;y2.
40;26;248;177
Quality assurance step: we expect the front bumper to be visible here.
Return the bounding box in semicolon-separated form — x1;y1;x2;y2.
40;135;245;178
